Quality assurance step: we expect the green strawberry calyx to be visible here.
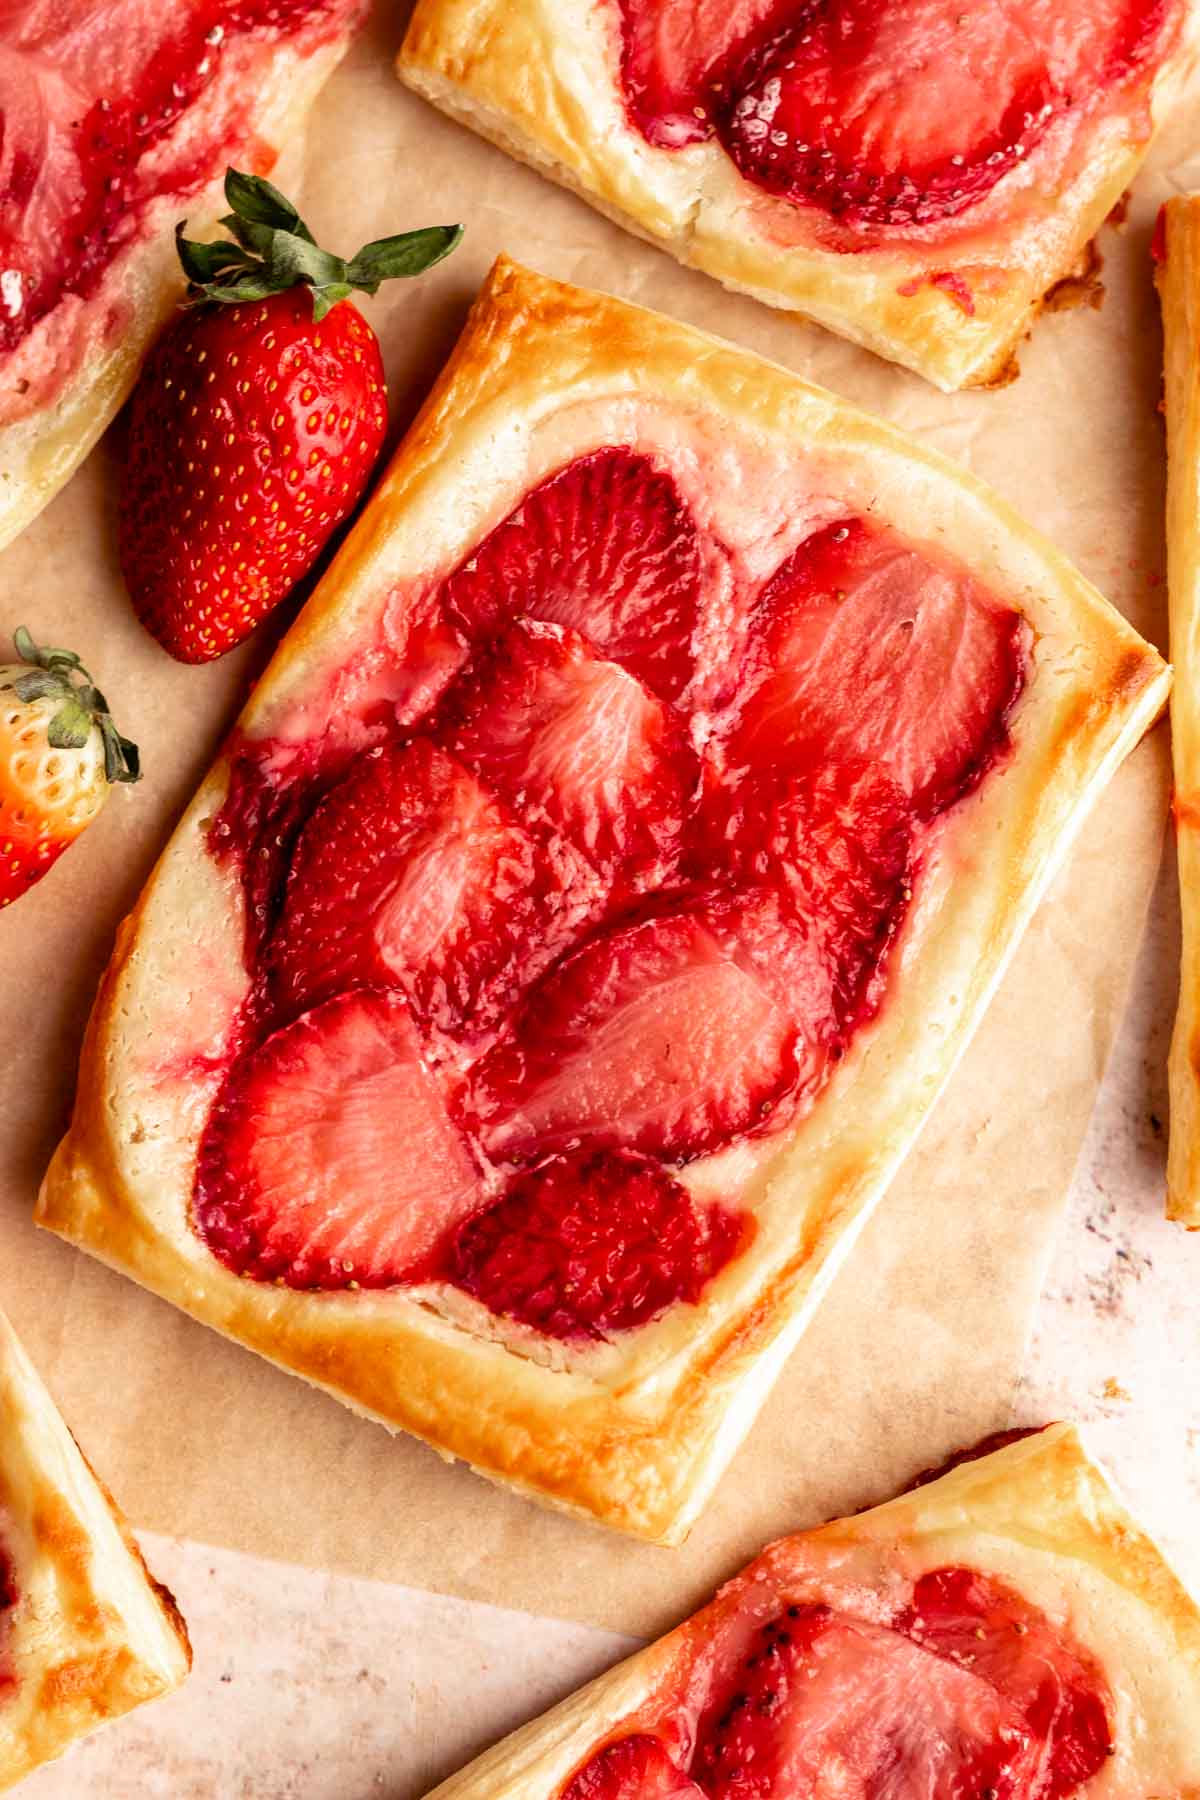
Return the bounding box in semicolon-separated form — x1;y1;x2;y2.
9;628;141;785
176;168;464;323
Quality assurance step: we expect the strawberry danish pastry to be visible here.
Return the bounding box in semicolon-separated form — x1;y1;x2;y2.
1158;194;1200;1227
421;1426;1200;1799
38;260;1168;1541
0;0;367;550
399;0;1199;389
0;1304;189;1792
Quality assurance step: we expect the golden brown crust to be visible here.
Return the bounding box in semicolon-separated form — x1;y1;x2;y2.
397;0;1200;391
1160;195;1200;1226
420;1427;1200;1798
0;1306;190;1792
38;258;1169;1543
0;15;362;554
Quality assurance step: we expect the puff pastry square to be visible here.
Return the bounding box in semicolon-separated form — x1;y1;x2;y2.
0;0;367;554
0;1304;189;1792
38;258;1168;1543
421;1425;1200;1798
1159;194;1200;1227
398;0;1198;392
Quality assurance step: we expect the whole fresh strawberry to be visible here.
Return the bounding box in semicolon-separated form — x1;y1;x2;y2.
119;170;462;664
0;628;140;910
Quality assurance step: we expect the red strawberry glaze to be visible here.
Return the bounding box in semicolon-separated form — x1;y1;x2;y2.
440;448;704;704
564;1735;704;1798
440;1150;744;1340
0;1545;16;1703
198;459;1027;1338
470;887;834;1166
561;1567;1112;1799
616;0;1177;243
0;0;360;367
272;737;552;1041
438;618;696;906
693;755;913;1031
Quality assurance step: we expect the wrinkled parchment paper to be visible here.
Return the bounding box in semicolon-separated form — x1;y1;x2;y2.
0;3;1196;1638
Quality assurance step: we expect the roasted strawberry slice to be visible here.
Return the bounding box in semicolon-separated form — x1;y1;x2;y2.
697;754;913;1028
728;517;1024;816
439;618;693;902
472;888;833;1165
619;0;778;148
714;0;1169;231
194;990;483;1290
439;448;703;703
271;738;550;1038
900;1568;1113;1794
563;1733;703;1799
441;1149;743;1340
691;1605;1037;1798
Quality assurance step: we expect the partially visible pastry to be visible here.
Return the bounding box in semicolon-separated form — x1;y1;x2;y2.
423;1425;1200;1798
0;0;367;552
398;0;1199;390
0;1304;189;1792
1160;194;1200;1226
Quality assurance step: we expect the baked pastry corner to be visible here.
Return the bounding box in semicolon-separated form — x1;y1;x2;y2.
0;1304;190;1792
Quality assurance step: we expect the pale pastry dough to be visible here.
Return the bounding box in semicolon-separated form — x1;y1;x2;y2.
420;1426;1200;1798
0;7;363;555
396;0;1200;392
1160;195;1200;1227
37;259;1169;1544
0;1303;189;1793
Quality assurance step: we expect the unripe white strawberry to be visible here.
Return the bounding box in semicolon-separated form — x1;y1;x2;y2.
0;629;139;910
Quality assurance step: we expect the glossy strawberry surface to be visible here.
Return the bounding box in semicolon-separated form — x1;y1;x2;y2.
273;738;550;1039
194;989;483;1289
564;1734;704;1799
441;1150;743;1339
440;448;703;703
563;1565;1111;1799
120;288;386;662
0;0;356;358
200;449;1025;1339
618;0;1176;238
439;619;695;908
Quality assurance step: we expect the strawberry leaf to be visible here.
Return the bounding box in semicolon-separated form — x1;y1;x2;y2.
223;169;315;243
8;626;141;785
47;697;92;750
174;168;463;314
175;228;254;286
345;225;465;288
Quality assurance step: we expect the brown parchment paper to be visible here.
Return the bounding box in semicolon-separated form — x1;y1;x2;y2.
0;3;1197;1640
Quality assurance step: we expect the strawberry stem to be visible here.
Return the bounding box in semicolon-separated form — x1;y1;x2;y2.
176;169;464;322
10;628;140;784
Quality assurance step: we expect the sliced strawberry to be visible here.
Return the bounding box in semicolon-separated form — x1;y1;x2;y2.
194;990;482;1289
728;518;1024;816
271;738;551;1039
618;0;779;147
472;888;832;1165
617;0;1176;233
696;754;913;1028
439;619;694;903
439;449;703;703
691;1605;1037;1799
563;1734;703;1800
441;1150;743;1340
900;1568;1113;1795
